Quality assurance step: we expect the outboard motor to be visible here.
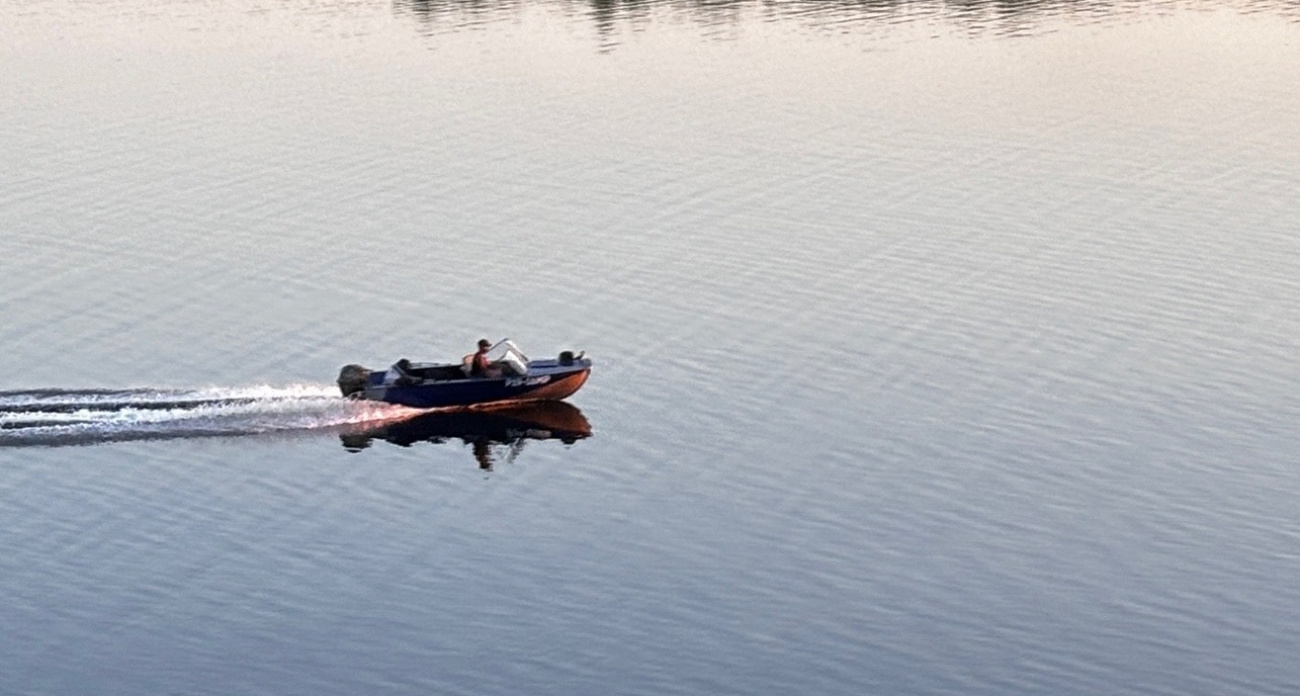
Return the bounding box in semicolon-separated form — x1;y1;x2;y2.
559;351;574;365
337;364;371;398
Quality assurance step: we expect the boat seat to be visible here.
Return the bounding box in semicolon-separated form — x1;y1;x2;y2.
410;364;470;381
388;359;419;386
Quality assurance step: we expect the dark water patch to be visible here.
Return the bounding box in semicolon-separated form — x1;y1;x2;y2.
393;0;1300;40
340;400;594;469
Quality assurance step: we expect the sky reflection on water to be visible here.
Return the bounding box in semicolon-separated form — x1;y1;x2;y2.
3;0;1300;694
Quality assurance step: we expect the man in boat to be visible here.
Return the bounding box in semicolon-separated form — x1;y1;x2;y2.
469;339;499;378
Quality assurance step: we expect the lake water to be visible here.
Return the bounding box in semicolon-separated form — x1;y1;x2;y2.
3;1;1300;694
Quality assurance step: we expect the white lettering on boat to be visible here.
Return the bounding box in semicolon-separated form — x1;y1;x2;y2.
505;375;552;388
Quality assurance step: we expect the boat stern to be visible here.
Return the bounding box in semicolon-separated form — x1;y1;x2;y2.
337;364;372;398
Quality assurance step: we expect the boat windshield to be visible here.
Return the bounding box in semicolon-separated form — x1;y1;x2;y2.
486;339;530;375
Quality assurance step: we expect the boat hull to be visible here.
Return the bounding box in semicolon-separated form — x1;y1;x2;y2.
352;358;591;410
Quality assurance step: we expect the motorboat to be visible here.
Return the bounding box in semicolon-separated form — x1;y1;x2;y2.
337;339;591;409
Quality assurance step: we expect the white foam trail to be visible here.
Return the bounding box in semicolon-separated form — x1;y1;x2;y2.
0;384;417;447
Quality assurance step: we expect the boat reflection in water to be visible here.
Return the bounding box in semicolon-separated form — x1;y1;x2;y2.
339;401;592;470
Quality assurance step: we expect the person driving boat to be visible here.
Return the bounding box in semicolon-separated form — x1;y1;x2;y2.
469;339;500;378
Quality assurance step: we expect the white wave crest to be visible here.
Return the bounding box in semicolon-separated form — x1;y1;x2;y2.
0;384;417;447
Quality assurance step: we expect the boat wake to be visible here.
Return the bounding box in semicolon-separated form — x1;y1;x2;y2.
0;385;417;448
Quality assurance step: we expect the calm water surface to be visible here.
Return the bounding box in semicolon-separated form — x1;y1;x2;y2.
2;1;1300;694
